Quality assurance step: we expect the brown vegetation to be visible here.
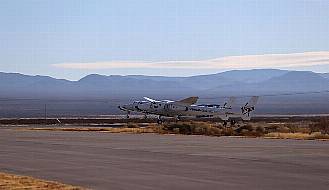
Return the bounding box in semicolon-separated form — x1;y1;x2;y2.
309;117;329;134
0;172;85;190
265;132;329;140
31;126;157;134
161;121;268;137
27;117;329;140
159;117;329;140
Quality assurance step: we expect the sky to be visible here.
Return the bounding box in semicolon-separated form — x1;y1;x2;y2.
1;0;329;80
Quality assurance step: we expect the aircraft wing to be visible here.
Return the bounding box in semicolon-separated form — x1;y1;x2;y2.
143;97;159;103
144;96;198;105
176;96;199;105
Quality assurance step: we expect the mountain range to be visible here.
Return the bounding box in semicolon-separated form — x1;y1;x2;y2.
0;69;328;98
0;69;328;117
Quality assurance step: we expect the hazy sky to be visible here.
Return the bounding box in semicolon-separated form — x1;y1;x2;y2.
1;0;329;80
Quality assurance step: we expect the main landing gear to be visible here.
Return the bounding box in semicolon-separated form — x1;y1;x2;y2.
223;119;237;127
157;116;163;124
174;115;181;122
126;111;130;119
223;120;228;127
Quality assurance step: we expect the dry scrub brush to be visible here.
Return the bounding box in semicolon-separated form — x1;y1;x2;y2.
0;172;85;190
265;132;329;140
163;121;223;136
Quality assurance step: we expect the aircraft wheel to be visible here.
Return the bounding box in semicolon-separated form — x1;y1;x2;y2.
126;111;130;119
157;116;163;124
174;116;181;122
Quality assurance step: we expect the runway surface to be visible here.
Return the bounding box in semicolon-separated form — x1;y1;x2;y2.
0;128;328;190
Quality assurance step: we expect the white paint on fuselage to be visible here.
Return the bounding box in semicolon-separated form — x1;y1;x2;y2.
122;101;231;120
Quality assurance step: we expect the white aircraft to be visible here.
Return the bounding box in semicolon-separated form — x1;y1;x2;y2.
119;96;259;125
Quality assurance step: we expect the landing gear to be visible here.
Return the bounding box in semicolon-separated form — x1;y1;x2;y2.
143;114;148;119
174;115;181;122
126;111;130;119
157;116;163;124
223;120;237;128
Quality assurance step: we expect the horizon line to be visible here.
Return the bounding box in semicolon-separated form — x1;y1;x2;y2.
0;68;326;81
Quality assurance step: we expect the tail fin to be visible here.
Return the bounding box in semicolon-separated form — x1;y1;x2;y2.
223;97;236;109
241;96;259;120
177;96;199;105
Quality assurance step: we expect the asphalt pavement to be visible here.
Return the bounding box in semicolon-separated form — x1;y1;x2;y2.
0;128;328;190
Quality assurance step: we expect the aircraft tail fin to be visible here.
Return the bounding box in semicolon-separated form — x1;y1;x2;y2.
177;96;199;105
241;96;259;120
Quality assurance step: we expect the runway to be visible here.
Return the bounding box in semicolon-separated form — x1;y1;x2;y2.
0;128;328;190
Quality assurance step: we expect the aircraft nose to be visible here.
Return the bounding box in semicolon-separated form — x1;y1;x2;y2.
122;104;133;110
118;104;128;110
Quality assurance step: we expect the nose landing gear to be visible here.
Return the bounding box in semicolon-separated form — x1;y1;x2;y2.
126;111;130;119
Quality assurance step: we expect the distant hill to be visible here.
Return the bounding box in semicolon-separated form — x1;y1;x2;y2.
0;72;74;98
257;71;329;91
216;69;289;83
0;69;328;117
0;69;328;98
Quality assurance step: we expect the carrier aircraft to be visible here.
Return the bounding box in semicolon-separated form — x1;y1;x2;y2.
119;96;259;125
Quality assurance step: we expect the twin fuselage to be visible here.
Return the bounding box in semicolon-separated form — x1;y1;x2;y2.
120;100;235;121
